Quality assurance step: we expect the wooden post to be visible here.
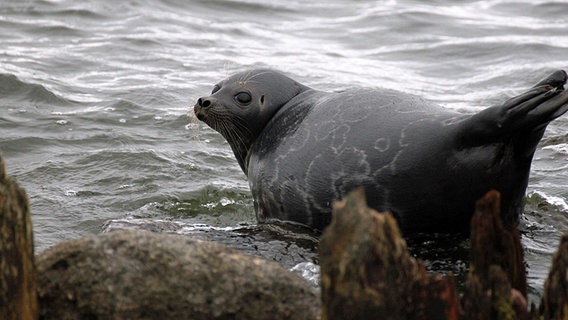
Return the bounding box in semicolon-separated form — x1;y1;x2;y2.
469;190;527;296
319;188;460;319
540;234;568;319
0;155;37;320
463;190;528;320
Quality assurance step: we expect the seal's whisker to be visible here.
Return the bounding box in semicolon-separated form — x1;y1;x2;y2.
219;120;248;166
218;117;242;146
213;109;253;139
238;70;254;86
228;122;249;150
231;117;253;136
242;70;273;84
222;62;233;79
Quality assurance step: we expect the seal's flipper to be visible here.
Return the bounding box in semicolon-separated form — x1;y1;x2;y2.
457;70;568;148
532;69;567;89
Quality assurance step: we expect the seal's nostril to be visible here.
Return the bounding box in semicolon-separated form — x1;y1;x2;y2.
198;97;212;108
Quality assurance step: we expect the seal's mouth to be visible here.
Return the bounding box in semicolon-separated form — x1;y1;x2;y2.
193;104;206;122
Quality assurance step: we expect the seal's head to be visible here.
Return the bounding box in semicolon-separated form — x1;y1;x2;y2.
194;69;308;174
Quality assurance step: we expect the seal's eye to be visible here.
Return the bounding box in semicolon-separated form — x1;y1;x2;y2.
234;92;252;105
211;85;221;94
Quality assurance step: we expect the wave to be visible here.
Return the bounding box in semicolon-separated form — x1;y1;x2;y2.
0;73;72;106
527;190;568;213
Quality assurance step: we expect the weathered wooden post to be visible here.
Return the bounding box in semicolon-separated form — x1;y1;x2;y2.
540;234;568;320
463;190;528;320
319;188;460;319
0;155;37;320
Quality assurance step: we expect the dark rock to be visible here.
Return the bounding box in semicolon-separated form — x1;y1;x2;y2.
37;229;320;320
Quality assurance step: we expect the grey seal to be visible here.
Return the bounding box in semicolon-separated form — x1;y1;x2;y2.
194;69;568;234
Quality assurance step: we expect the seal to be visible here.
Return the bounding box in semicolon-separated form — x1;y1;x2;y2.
194;69;568;234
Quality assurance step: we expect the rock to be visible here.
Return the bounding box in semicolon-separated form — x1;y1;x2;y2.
37;229;320;320
0;155;38;320
102;218;320;270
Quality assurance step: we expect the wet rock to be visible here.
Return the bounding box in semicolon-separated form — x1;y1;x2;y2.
102;218;320;270
37;229;320;320
0;155;37;320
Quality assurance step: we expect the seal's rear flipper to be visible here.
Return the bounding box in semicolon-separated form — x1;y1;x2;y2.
457;70;568;148
532;69;567;89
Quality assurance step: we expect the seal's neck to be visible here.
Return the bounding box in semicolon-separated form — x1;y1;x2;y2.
210;122;252;175
227;136;251;175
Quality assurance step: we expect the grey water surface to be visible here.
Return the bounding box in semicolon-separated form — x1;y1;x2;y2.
1;0;568;300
